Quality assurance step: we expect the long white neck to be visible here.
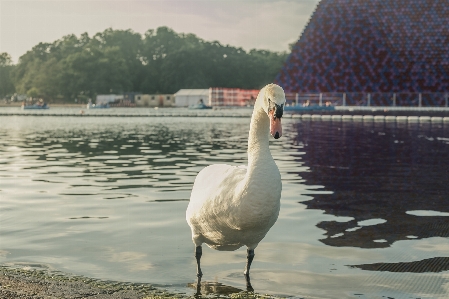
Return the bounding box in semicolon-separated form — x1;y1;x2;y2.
247;103;273;170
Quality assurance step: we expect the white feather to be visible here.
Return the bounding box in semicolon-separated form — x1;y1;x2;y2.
186;84;285;252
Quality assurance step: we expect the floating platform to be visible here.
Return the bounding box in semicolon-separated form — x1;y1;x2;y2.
1;106;449;120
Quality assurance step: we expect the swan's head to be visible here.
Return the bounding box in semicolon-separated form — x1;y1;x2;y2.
261;84;286;139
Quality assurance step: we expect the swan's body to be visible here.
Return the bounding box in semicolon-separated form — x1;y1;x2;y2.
186;83;285;283
188;161;280;251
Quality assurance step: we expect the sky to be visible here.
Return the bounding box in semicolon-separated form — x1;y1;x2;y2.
0;0;319;63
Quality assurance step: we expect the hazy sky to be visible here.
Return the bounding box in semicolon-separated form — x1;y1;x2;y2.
0;0;319;63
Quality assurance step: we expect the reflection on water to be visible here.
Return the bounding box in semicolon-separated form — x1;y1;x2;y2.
1;115;449;298
350;256;449;273
295;121;449;250
188;280;243;296
7;119;247;193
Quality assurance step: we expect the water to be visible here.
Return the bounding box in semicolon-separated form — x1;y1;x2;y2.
1;111;449;298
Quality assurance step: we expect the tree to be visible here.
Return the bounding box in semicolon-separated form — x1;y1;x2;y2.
12;43;56;97
90;29;144;91
27;87;40;98
139;27;288;93
0;53;16;98
11;27;288;100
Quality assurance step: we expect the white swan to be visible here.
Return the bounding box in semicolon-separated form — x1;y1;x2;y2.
186;83;285;281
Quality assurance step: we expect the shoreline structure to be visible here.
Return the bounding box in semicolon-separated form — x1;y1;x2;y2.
1;107;449;120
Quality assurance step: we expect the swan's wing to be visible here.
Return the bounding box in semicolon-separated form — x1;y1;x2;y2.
186;164;247;224
188;164;246;204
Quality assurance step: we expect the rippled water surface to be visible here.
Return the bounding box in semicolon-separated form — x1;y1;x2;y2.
1;112;449;298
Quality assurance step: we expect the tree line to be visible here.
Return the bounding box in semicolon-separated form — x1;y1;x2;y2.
0;27;289;102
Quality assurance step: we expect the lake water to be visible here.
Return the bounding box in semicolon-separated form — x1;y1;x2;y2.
1;109;449;298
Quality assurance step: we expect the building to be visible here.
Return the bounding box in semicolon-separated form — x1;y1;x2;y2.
97;94;138;107
96;94;119;105
275;0;449;93
174;89;209;107
135;94;175;107
123;92;142;103
209;88;259;107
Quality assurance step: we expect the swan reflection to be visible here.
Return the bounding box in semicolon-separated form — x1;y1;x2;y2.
188;278;246;297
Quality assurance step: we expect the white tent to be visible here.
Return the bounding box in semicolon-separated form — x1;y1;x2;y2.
174;89;209;107
96;94;122;105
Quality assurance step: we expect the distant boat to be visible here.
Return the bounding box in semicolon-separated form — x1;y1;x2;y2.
87;102;110;109
189;100;212;110
22;103;49;110
284;104;335;112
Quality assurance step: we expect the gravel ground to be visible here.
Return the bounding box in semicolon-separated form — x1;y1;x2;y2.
0;266;276;299
0;266;180;299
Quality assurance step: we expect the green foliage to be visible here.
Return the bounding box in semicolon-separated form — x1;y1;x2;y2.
26;87;40;98
0;53;16;98
9;27;288;101
0;52;13;65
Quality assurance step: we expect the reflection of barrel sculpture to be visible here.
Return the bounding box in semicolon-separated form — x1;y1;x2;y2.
186;84;286;290
297;120;449;250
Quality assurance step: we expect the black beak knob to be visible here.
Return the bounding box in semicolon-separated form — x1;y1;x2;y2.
275;104;284;119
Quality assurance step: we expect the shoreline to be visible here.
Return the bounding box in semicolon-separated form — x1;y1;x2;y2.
0;266;165;299
1;104;449;118
0;266;272;299
0;103;86;108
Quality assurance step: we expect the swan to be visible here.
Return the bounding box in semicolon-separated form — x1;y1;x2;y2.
186;83;285;283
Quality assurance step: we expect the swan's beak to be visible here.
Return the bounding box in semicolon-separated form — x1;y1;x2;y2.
269;109;282;139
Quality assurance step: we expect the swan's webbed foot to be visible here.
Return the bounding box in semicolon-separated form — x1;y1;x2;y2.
195;245;203;278
194;275;202;298
245;273;254;292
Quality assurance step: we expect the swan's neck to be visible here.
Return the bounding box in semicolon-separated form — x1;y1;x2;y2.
247;105;272;169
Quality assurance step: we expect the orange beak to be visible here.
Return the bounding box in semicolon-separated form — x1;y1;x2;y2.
268;109;282;139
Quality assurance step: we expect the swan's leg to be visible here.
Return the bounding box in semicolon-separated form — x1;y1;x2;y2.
245;274;254;292
195;245;203;277
195;274;202;297
243;249;255;276
244;249;255;291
